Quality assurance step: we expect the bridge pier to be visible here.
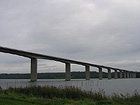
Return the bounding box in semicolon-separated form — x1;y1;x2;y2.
132;73;134;78
99;67;102;80
124;71;126;78
120;70;122;79
114;70;118;79
133;73;135;78
127;72;129;78
85;65;90;80
135;72;137;78
130;73;132;78
108;68;111;79
135;72;136;78
133;72;136;78
31;58;37;82
131;73;133;78
65;63;71;81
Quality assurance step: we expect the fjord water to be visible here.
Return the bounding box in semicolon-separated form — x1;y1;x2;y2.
0;79;139;96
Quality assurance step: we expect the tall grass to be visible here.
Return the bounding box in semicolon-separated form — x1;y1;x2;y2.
1;86;140;105
6;86;106;100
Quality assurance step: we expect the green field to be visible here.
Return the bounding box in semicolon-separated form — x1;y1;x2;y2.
0;86;140;105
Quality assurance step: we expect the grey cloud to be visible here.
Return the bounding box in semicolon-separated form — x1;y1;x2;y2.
0;0;140;73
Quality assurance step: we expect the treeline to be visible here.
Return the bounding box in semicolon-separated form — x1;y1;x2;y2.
0;71;139;79
0;71;104;79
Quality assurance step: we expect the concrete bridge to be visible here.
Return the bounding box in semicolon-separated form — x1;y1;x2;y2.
0;46;137;82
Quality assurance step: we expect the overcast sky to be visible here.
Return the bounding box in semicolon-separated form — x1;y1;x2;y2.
0;0;140;73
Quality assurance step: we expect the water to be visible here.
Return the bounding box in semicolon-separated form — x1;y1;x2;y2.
0;78;139;96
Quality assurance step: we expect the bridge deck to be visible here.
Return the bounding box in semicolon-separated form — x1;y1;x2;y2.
0;46;130;71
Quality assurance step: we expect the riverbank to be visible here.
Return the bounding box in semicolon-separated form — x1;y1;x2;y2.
0;86;140;105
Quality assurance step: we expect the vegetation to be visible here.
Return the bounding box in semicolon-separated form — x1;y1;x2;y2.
0;86;140;105
0;71;125;79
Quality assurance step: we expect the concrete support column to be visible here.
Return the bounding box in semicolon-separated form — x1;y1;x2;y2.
133;73;135;78
124;71;126;78
127;72;129;78
85;65;90;80
132;73;134;78
131;72;134;78
134;73;136;78
108;68;111;79
130;73;132;78
65;63;71;81
31;58;37;82
99;67;102;80
114;70;118;79
131;73;133;78
120;70;122;79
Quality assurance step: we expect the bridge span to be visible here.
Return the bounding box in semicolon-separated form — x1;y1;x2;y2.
0;46;137;82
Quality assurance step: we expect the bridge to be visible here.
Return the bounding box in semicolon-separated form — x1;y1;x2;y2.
0;46;137;82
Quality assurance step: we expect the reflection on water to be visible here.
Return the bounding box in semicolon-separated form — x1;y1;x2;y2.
0;79;139;96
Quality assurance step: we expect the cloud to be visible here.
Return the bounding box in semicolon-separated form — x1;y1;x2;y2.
0;0;140;73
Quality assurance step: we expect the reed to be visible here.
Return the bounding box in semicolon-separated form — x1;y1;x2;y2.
6;86;106;100
0;86;140;105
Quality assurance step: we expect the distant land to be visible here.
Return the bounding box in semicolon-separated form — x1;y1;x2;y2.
0;71;139;79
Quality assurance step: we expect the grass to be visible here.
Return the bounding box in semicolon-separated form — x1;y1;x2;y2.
6;86;106;100
0;86;140;105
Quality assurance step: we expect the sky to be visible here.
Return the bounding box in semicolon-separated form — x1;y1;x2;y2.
0;0;140;73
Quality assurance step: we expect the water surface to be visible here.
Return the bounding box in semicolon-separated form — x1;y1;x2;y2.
0;78;139;96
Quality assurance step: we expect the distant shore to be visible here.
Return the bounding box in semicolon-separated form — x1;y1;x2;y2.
0;71;139;79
